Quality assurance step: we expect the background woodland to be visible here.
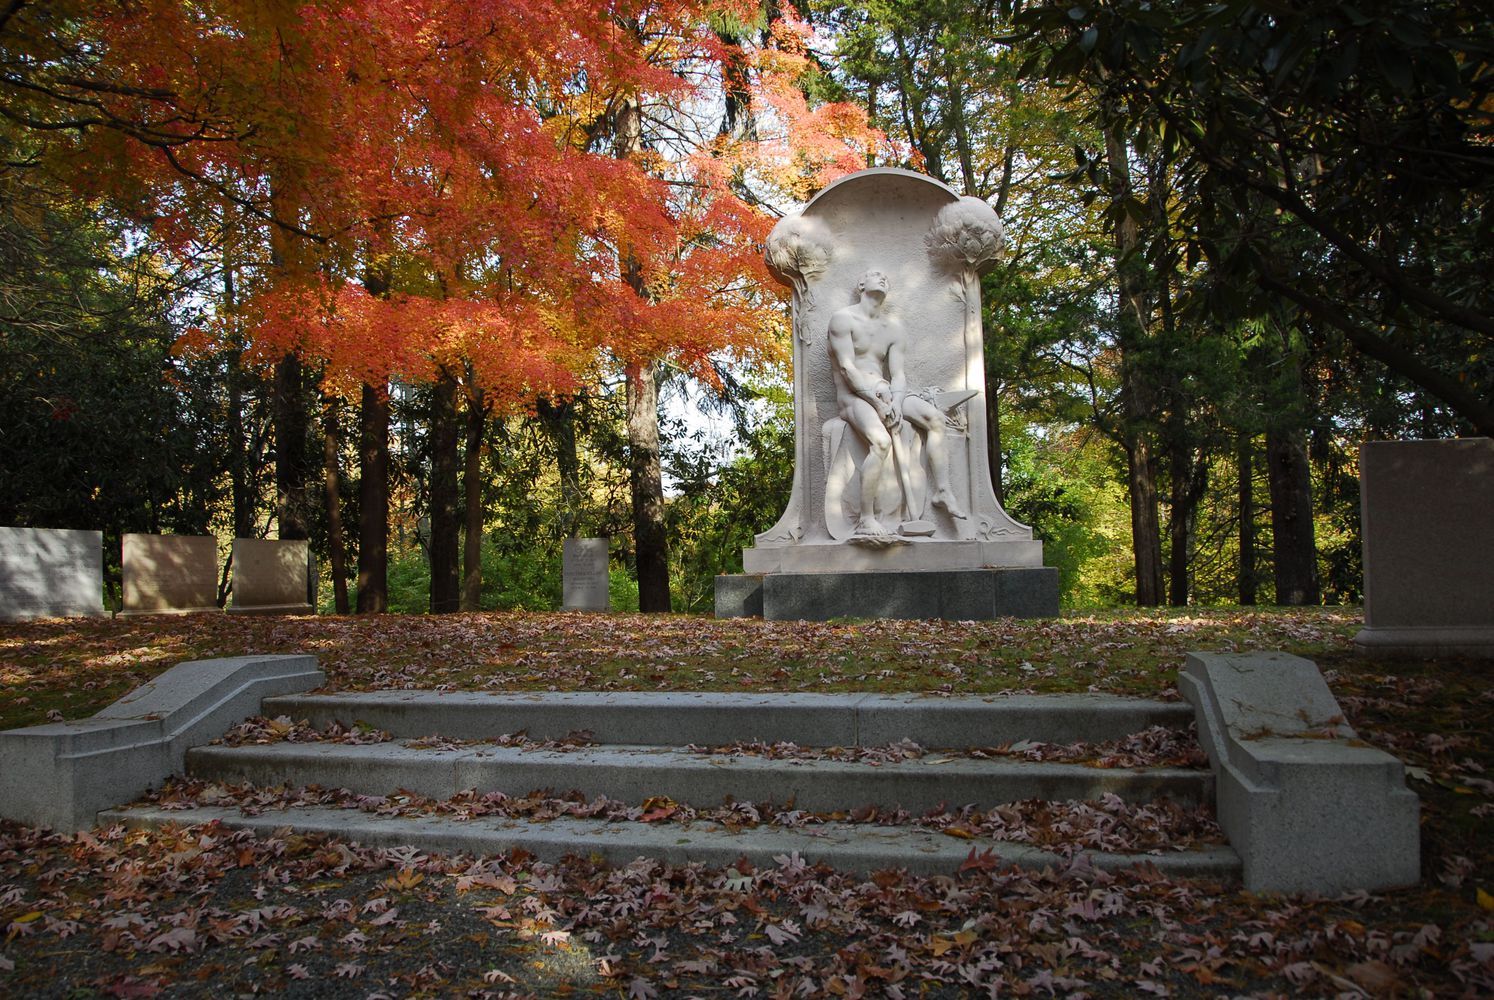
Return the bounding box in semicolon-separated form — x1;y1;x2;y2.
2;0;1489;614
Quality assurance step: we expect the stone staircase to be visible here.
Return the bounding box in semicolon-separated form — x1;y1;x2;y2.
101;691;1241;881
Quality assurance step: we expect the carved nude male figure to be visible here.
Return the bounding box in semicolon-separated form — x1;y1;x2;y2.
827;269;967;539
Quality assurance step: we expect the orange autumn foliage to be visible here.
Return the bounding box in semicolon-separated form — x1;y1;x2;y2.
6;1;885;403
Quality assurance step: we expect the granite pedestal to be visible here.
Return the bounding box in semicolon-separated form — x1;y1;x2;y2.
718;567;1058;621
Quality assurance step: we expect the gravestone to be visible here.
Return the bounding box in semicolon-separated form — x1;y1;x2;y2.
716;168;1057;621
0;527;107;622
121;534;220;615
1355;437;1494;658
227;538;314;615
562;537;611;612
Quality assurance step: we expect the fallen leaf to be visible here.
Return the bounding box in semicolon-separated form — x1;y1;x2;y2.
384;868;423;891
640;796;678;823
1345;960;1399;994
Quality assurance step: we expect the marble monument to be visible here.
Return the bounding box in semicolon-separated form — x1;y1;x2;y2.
716;168;1058;620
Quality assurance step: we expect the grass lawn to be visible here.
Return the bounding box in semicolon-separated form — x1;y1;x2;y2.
2;608;1491;997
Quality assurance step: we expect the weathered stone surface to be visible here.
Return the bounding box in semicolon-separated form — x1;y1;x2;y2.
1355;438;1494;658
104;687;1237;880
187;742;1212;815
747;170;1038;567
562;537;610;612
0;526;106;622
713;573;764;618
1180;651;1420;894
720;168;1052;621
104;804;1242;881
262;690;1192;747
228;538;313;615
121;533;220;615
0;655;323;831
759;567;1058;621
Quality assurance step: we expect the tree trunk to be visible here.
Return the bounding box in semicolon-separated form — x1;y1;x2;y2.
612;90;670;612
1125;440;1165;606
322;395;349;614
429;365;461;614
626;362;671;613
1166;435;1209;608
1167;441;1191;608
224;262;255;542
1237;435;1257;605
356;382;389;614
461;384;486;611
1106;124;1164;606
227;366;252;538
267;183;311;541
947;73;978;197
538;396;582;538
273;353;311;539
1266;426;1319;605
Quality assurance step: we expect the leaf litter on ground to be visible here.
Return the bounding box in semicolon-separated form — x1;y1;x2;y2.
3;607;1493;996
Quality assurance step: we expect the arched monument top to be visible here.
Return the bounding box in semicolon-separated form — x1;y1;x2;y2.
803;167;960;214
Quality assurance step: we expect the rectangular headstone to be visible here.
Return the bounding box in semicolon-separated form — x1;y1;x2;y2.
562;537;610;612
1356;438;1494;658
228;538;314;615
121;534;220;615
0;526;106;622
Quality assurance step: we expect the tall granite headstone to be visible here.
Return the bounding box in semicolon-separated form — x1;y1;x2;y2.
1355;437;1494;658
121;534;220;615
228;538;314;615
0;527;107;622
562;537;611;612
715;168;1057;621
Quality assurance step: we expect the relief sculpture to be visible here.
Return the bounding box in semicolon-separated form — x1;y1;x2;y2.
822;270;974;546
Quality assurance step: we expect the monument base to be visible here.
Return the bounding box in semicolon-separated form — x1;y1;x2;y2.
743;538;1043;574
227;602;314;616
715;568;1058;622
1354;625;1494;660
120;606;220;617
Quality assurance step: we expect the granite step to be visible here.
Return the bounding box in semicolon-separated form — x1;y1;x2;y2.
260;691;1194;748
99;803;1242;881
184;741;1213;813
105;688;1225;880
